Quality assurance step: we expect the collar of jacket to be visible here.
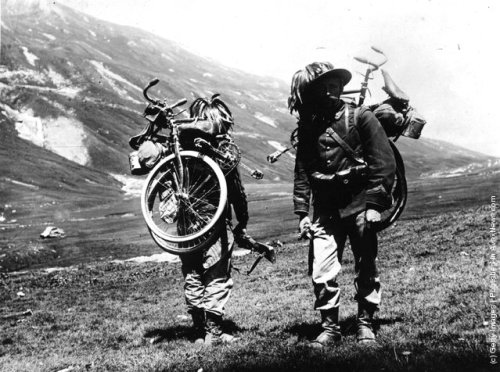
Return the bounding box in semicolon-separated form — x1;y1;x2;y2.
311;101;346;124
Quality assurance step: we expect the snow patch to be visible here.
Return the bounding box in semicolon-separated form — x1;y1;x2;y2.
0;79;81;99
42;33;56;41
268;140;295;159
2;104;90;165
189;78;198;83
161;53;174;62
3;177;39;190
89;60;142;103
21;47;39;66
421;159;500;178
247;92;262;101
169;68;175;73
259;80;281;89
141;39;155;47
255;112;277;128
88;30;96;37
0;68;45;85
127;40;137;47
233;131;265;139
121;252;180;264
0;66;78;98
1;21;11;31
110;174;144;197
46;67;68;86
267;140;287;152
203;72;213;78
275;107;289;115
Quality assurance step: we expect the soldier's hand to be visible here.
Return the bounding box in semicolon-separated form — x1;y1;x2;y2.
298;216;312;240
233;224;248;246
365;209;381;226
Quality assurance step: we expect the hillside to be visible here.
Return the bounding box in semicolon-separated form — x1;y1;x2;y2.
0;203;493;371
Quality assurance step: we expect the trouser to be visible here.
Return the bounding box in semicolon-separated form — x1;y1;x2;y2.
310;210;381;311
180;225;234;316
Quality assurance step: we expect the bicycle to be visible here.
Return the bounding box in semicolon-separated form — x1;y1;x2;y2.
130;79;230;254
267;47;426;232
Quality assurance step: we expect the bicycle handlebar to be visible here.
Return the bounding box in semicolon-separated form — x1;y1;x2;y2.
143;78;160;104
353;55;387;71
170;98;188;110
143;78;187;111
353;46;388;72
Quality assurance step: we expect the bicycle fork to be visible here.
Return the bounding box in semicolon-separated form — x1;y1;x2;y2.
170;125;185;193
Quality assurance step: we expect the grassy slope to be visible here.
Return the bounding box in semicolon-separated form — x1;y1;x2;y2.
0;175;497;371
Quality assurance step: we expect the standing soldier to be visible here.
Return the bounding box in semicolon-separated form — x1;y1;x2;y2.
289;62;396;347
178;96;249;346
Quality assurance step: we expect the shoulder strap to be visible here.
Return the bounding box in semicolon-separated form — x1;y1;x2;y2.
326;127;365;165
354;107;360;128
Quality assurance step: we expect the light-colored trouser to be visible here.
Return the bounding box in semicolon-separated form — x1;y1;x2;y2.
310;210;381;311
180;225;234;316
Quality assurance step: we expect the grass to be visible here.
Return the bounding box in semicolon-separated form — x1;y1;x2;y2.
0;201;495;371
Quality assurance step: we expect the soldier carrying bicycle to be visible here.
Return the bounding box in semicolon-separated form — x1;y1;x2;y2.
131;86;251;345
175;95;249;345
290;62;396;347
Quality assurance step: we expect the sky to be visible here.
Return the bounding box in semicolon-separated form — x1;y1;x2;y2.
51;0;500;156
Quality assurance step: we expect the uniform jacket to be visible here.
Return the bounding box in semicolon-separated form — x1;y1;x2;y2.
226;166;249;228
293;103;396;219
202;165;248;269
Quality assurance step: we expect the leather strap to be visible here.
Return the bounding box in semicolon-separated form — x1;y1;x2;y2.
325;126;366;166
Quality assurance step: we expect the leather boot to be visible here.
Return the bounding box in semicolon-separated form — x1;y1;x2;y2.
190;307;205;345
204;311;237;345
310;307;341;348
356;303;376;344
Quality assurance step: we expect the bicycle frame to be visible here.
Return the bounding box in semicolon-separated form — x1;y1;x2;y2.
141;79;193;193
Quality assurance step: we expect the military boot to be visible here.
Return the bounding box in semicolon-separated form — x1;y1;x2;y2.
204;311;237;346
190;307;205;345
356;304;377;344
310;307;342;348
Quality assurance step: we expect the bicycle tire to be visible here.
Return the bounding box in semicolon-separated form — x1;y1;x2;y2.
141;151;228;248
148;222;222;255
374;142;407;232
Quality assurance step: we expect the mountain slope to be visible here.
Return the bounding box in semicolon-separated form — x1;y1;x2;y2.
0;0;496;204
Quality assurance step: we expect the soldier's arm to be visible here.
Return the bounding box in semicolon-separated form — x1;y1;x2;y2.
293;124;313;217
227;166;249;232
177;119;218;136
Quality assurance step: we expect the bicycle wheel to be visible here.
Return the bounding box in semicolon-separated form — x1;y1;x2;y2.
149;224;221;255
141;150;228;253
374;142;407;232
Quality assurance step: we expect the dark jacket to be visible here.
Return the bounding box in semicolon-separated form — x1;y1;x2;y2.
226;166;249;228
293;103;396;219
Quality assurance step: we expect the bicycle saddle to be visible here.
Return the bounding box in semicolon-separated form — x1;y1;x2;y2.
381;69;409;103
129;122;168;150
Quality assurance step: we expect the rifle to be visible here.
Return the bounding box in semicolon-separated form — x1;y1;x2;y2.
235;233;277;275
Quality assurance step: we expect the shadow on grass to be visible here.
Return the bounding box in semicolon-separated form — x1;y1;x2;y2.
285;314;404;341
143;319;243;343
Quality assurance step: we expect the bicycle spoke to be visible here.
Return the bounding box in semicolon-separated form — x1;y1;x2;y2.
193;183;220;207
189;194;218;211
179;201;210;233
